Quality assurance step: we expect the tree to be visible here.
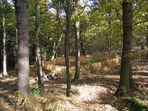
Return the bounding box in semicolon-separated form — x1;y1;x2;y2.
51;0;63;61
15;0;30;105
1;0;8;77
35;0;44;88
115;0;133;96
73;1;81;82
73;21;81;82
132;0;147;57
65;0;72;97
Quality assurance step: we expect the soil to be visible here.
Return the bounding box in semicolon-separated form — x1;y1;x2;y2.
0;59;147;111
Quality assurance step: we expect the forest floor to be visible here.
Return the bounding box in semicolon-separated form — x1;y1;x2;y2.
0;59;148;111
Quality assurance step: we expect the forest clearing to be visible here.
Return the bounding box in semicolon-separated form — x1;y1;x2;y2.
0;54;148;111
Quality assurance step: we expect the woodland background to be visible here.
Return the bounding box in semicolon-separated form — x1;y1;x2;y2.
0;0;148;111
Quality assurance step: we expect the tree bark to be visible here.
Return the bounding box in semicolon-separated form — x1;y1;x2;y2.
65;0;71;97
107;12;112;52
35;0;44;88
15;0;30;99
73;21;81;82
115;0;133;96
52;2;60;61
80;36;86;56
51;1;64;60
1;0;8;77
51;35;63;61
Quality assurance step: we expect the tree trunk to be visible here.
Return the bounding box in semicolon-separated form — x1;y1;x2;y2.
51;40;57;61
51;2;64;61
73;21;81;82
65;0;71;97
51;3;60;61
115;0;133;96
80;36;86;56
35;0;44;88
51;35;63;61
15;0;30;101
1;0;8;77
108;12;112;52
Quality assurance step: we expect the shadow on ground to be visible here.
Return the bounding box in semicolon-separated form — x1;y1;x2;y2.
0;78;17;110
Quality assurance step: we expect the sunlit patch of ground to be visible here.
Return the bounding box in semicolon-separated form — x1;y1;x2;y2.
0;59;148;111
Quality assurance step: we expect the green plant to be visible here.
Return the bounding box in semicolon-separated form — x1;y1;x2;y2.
102;61;109;67
86;55;101;64
30;85;44;96
70;88;79;95
124;97;148;111
56;91;63;96
52;106;62;111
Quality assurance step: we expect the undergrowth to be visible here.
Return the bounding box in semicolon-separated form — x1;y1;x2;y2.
30;85;45;96
124;97;148;111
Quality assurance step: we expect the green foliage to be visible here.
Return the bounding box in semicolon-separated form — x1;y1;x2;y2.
56;91;63;96
52;106;62;111
102;61;109;67
90;55;102;63
30;85;45;96
0;0;147;67
70;88;79;95
15;91;29;104
124;97;148;111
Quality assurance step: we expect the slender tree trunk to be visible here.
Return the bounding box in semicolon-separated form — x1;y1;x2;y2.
65;0;71;97
35;0;44;88
15;0;30;100
108;12;112;52
73;21;81;82
80;36;86;56
115;0;133;96
51;35;63;61
51;3;63;61
52;3;59;61
1;0;8;77
52;40;57;61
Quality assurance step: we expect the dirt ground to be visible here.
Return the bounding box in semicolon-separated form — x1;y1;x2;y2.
0;60;148;111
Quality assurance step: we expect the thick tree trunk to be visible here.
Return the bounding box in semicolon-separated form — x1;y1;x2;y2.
15;0;30;100
115;0;133;96
65;0;71;97
73;21;80;82
1;0;8;77
35;0;44;88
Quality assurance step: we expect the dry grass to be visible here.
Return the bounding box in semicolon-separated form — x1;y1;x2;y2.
0;55;147;111
42;54;120;75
